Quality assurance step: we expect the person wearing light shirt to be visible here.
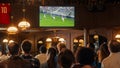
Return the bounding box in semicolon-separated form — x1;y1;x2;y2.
101;40;120;68
35;45;48;64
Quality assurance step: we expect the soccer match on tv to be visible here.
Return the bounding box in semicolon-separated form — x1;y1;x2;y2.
39;6;75;27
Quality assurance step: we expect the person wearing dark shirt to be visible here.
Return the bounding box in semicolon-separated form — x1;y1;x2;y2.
0;42;33;68
20;40;40;68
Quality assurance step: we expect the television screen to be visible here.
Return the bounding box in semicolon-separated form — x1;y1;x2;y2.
39;6;75;27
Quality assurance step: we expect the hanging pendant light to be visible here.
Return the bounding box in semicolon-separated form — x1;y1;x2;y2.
7;16;18;34
18;18;30;30
115;34;120;39
7;26;18;34
18;0;30;30
46;38;52;42
3;39;8;43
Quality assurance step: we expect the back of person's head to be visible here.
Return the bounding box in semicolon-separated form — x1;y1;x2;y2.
57;43;66;53
58;49;75;68
8;42;19;56
74;46;84;61
76;47;95;65
39;45;47;53
48;47;57;58
21;40;32;54
47;47;57;68
99;42;110;61
108;40;120;53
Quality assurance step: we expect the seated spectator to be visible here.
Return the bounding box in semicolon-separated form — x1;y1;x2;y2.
0;42;33;68
101;40;120;68
20;40;40;68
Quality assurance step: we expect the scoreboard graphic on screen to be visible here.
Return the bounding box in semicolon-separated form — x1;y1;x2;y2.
0;3;11;24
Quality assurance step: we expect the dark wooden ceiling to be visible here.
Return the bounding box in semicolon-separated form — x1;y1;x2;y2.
0;0;120;30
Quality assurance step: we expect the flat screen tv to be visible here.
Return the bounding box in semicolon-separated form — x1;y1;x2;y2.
39;6;75;27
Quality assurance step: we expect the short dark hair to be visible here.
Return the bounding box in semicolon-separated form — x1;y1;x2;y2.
100;42;110;61
76;47;95;65
58;49;75;68
21;41;32;53
39;45;47;53
47;47;57;68
108;40;120;53
8;42;19;55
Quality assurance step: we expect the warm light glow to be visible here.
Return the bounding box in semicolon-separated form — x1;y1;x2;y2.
116;39;120;42
9;40;14;44
18;20;30;30
38;41;43;44
59;38;65;42
79;39;84;47
73;39;78;43
7;26;18;34
3;39;8;43
94;35;99;39
46;38;52;42
115;34;120;38
79;39;84;43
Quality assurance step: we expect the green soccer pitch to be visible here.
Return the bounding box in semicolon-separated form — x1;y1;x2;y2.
39;13;74;27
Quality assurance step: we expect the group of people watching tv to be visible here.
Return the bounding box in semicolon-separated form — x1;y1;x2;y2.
0;39;120;68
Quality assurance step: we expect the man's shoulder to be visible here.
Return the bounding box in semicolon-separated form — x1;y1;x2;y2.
0;56;33;68
36;54;47;58
31;57;40;62
0;59;8;65
0;62;5;68
5;56;31;63
24;56;40;68
102;55;112;65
